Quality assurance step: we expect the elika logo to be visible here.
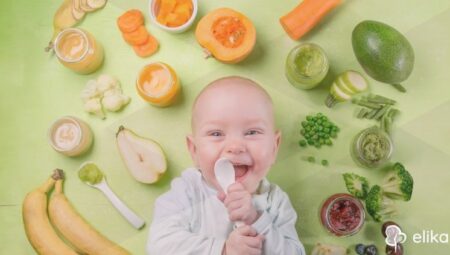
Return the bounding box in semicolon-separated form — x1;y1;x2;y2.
385;225;449;247
385;225;407;252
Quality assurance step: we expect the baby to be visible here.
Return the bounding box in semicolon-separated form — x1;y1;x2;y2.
147;76;305;255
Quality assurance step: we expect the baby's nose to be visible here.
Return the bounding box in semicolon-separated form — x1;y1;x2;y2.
225;139;246;154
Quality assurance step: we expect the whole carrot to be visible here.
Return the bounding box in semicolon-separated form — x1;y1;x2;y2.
280;0;342;40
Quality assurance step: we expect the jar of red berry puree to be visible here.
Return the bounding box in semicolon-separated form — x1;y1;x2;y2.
320;193;365;236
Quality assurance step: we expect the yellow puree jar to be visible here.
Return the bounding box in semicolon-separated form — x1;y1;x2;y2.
54;28;104;74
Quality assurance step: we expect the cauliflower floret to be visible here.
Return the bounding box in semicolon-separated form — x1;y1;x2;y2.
97;74;119;93
81;79;100;101
102;92;130;112
84;98;105;119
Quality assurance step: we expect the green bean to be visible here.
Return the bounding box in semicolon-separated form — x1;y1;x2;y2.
357;108;369;119
374;105;391;120
370;94;397;105
366;108;380;119
353;99;382;109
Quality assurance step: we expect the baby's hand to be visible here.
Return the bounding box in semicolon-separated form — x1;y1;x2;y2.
222;182;259;225
223;225;264;255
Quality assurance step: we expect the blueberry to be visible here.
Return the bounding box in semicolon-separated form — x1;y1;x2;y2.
355;244;365;255
364;245;378;255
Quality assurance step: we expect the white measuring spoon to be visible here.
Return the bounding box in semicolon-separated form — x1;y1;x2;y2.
214;158;244;227
78;162;145;229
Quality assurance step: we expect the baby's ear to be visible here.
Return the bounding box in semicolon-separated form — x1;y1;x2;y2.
275;130;282;148
186;135;197;160
272;130;282;160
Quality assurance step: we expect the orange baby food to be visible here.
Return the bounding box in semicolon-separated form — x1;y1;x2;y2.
136;62;180;107
54;28;104;74
155;0;193;27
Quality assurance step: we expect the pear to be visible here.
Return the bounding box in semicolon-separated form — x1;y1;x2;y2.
116;126;167;183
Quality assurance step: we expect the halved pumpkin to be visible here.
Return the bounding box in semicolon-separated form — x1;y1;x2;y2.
195;8;256;64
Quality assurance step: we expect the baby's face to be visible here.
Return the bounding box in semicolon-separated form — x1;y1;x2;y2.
187;81;281;193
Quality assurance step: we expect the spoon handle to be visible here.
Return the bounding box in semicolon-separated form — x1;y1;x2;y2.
97;182;145;229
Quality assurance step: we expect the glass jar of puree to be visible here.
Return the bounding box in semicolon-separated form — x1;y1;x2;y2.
351;126;393;169
285;43;329;90
48;116;93;157
54;28;104;74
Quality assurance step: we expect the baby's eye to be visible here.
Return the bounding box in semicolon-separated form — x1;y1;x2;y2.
245;130;261;136
209;131;223;137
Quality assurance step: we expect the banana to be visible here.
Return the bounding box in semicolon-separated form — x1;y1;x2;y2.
22;169;77;255
48;177;130;255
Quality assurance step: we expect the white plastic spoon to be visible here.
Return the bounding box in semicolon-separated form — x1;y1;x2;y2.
214;158;244;227
78;162;145;229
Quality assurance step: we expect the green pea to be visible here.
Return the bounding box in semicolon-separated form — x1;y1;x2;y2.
326;139;332;145
323;122;331;128
299;140;307;147
319;139;325;145
305;126;311;132
306;115;313;121
317;126;323;131
300;129;306;135
301;121;308;128
324;134;330;139
321;160;329;166
312;135;319;140
307;139;314;145
304;133;310;138
307;156;315;163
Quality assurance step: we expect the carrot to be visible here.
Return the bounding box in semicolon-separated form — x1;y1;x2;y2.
117;9;144;33
122;25;150;45
280;0;341;40
133;35;159;57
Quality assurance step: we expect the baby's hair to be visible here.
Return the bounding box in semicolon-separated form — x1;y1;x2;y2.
191;76;274;131
192;76;273;110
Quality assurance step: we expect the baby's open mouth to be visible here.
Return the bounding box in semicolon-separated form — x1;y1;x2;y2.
233;164;250;181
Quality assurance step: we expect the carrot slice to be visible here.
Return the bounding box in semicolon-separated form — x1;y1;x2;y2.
133;35;159;57
117;9;144;33
122;25;150;45
280;0;341;40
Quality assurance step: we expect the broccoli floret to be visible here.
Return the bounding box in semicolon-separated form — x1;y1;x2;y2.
342;173;370;199
381;162;414;201
365;185;397;222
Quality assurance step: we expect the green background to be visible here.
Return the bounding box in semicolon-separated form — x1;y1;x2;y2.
1;0;450;254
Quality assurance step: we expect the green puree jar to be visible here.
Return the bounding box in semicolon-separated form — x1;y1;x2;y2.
351;126;393;169
285;43;329;89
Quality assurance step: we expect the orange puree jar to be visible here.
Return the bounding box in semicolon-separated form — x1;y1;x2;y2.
54;28;104;74
136;62;180;107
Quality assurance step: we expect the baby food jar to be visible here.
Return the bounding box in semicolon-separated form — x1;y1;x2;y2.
136;62;180;107
48;116;93;157
285;43;329;90
54;28;104;74
320;193;365;237
351;126;393;169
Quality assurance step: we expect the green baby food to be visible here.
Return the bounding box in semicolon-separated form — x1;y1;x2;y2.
79;163;103;185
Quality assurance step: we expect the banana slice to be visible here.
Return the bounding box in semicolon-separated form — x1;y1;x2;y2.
53;0;78;37
80;0;95;12
87;0;107;10
71;0;86;21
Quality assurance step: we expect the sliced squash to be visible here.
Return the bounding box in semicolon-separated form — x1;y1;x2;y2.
195;8;256;64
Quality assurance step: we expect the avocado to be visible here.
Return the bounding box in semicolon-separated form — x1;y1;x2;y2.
352;20;414;87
